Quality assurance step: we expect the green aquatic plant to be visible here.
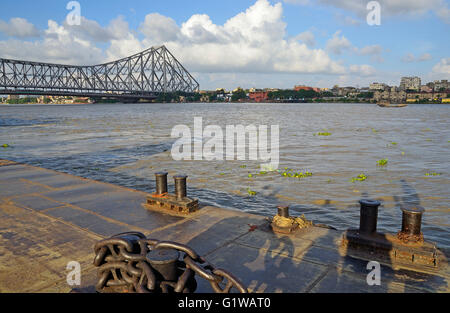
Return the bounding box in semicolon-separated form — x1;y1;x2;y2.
316;132;332;136
2;144;10;148
248;174;253;178
372;129;378;133
281;170;313;179
391;142;398;146
377;159;388;166
247;188;257;196
240;165;247;168
425;172;442;177
350;174;367;183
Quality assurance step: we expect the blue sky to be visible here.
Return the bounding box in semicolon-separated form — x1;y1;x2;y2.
0;0;448;90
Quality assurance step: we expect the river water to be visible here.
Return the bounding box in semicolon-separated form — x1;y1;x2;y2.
1;102;449;249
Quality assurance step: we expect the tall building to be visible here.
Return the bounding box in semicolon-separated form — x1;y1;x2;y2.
433;80;449;91
400;77;421;91
369;82;388;91
7;95;19;100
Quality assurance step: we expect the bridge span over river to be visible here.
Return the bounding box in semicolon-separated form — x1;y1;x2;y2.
0;46;199;101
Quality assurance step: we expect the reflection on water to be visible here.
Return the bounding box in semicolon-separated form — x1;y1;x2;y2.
0;102;449;248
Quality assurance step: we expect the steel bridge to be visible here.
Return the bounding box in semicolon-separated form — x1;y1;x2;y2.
0;46;199;101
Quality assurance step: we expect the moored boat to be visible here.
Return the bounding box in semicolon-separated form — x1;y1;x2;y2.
377;101;408;108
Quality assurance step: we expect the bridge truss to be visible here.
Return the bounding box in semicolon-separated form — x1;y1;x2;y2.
0;46;199;100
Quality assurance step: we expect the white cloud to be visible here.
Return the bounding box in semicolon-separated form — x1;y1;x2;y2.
326;31;352;55
283;0;311;4
402;52;433;63
62;16;130;43
295;30;315;47
418;53;433;61
139;13;181;43
349;64;376;76
335;13;361;26
132;0;346;75
0;17;40;38
285;0;450;23
0;20;104;65
432;58;450;74
0;0;391;89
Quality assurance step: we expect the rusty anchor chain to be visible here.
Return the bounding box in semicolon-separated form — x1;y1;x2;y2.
93;232;247;293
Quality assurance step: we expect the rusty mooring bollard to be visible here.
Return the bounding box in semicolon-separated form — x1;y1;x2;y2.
174;175;188;200
277;205;290;218
359;199;381;235
155;172;168;195
146;248;180;282
399;206;425;240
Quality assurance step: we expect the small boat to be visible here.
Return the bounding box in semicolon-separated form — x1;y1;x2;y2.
377;101;408;108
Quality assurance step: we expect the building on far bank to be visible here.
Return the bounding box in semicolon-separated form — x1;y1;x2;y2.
7;95;19;100
369;82;388;91
249;91;268;103
373;90;407;102
294;85;320;92
421;85;433;93
434;80;449;91
400;76;421;91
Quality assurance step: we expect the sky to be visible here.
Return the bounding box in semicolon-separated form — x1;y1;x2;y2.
0;0;449;90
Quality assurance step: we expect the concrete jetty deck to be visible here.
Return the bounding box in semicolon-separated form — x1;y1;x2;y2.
0;159;448;293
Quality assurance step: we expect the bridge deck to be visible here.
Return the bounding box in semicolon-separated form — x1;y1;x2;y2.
0;160;448;293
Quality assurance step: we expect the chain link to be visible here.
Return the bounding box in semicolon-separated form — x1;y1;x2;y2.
93;232;247;293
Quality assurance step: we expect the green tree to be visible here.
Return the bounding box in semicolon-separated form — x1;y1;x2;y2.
231;88;247;102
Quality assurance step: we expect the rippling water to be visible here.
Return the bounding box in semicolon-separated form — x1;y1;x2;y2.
0;102;449;248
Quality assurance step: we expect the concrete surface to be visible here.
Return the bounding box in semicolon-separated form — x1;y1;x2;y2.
0;160;448;293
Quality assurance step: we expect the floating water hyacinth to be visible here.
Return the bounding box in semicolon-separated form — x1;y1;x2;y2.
2;144;10;148
391;142;398;145
240;165;247;168
247;188;257;196
377;159;388;166
351;174;367;183
315;132;332;136
425;173;442;177
281;169;313;179
248;174;253;178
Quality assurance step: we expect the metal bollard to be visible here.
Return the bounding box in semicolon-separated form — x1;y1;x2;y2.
146;248;180;282
359;199;381;235
155;172;168;195
277;205;290;218
174;175;188;200
400;206;425;237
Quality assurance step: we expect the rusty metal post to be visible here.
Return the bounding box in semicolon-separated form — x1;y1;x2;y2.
400;206;425;237
174;175;187;200
277;205;290;218
146;248;180;282
359;199;381;235
155;172;168;195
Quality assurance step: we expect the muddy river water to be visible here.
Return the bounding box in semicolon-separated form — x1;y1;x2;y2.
1;102;448;248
